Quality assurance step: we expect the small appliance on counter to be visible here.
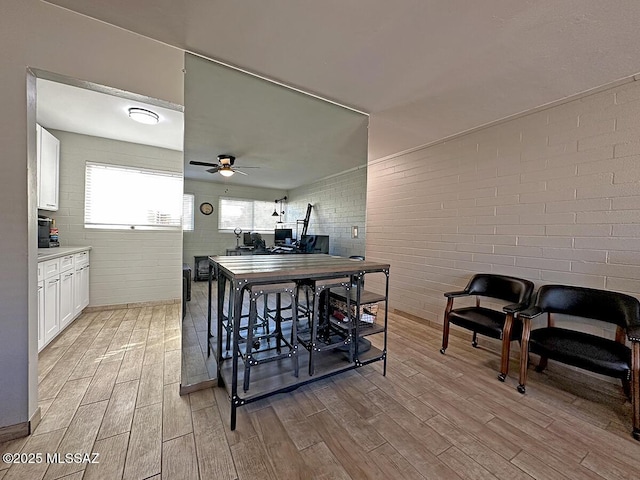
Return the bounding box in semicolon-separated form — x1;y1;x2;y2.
38;216;59;248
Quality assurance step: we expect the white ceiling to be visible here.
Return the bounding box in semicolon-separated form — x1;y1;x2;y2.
42;1;640;171
36;71;368;190
37;79;184;152
182;54;368;189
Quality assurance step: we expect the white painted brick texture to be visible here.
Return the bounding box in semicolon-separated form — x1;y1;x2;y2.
367;80;640;331
183;179;287;269
289;167;367;258
49;131;183;307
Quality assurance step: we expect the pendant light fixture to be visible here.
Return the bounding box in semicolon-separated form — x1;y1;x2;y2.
272;196;287;223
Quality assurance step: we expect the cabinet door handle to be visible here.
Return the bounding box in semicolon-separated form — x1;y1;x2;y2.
38;286;43;292
48;279;59;285
64;273;74;278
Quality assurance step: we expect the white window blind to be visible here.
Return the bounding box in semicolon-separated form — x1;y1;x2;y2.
183;194;194;231
219;197;276;233
85;162;183;230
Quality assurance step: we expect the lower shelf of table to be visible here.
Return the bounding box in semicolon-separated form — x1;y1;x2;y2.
215;343;385;404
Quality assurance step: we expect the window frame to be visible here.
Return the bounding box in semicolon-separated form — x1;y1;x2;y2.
84;161;184;231
183;193;195;232
218;196;277;234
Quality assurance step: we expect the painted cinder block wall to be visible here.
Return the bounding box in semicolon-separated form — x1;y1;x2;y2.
48;130;183;307
288;166;367;258
366;79;640;333
182;179;287;269
183;166;367;265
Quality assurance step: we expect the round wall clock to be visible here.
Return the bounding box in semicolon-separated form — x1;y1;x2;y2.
199;202;214;215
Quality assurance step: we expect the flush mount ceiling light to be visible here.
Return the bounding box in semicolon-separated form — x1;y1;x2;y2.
128;107;159;125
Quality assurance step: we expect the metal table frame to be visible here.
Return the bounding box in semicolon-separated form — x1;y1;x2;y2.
206;254;390;429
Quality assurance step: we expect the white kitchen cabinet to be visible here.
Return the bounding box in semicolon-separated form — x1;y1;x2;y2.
60;269;75;329
74;252;90;316
42;257;60;278
38;280;45;351
59;254;75;329
60;254;74;272
38;248;90;352
43;271;60;345
36;124;60;211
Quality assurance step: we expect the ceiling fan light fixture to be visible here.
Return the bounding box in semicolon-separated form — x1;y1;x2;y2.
128;107;159;125
219;166;235;177
218;154;235;166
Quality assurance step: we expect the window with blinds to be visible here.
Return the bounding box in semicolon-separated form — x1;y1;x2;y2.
183;193;194;231
85;162;184;230
218;197;276;233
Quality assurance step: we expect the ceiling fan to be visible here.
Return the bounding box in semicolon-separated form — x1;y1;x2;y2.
189;154;258;177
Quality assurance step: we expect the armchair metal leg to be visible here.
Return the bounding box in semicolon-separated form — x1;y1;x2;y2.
472;332;478;348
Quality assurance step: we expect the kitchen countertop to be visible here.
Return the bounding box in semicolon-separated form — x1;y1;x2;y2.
37;246;92;262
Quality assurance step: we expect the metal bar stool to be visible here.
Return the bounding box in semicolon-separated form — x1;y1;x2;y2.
239;281;299;392
297;277;352;376
221;276;269;354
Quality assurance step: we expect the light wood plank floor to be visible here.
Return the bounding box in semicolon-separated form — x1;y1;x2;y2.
2;282;640;479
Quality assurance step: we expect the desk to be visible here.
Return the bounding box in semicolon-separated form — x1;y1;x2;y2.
207;254;390;429
225;246;298;255
225;247;255;255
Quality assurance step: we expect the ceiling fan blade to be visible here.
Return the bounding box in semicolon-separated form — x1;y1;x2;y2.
190;160;218;167
206;166;220;173
233;169;248;176
233;166;260;169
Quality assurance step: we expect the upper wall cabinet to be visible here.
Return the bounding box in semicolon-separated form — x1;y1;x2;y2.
37;124;60;211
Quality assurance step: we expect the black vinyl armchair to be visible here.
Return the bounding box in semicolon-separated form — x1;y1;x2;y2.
517;284;640;441
440;274;534;381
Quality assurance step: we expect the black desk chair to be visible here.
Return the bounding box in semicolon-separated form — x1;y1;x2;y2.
440;274;534;381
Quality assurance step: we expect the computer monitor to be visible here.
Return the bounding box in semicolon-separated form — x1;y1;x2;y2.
300;235;329;254
274;228;293;245
243;232;252;246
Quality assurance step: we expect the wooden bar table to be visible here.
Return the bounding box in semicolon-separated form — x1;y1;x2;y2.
207;254;390;429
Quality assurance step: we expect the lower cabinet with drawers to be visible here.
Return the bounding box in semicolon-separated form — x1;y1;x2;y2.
37;247;91;351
